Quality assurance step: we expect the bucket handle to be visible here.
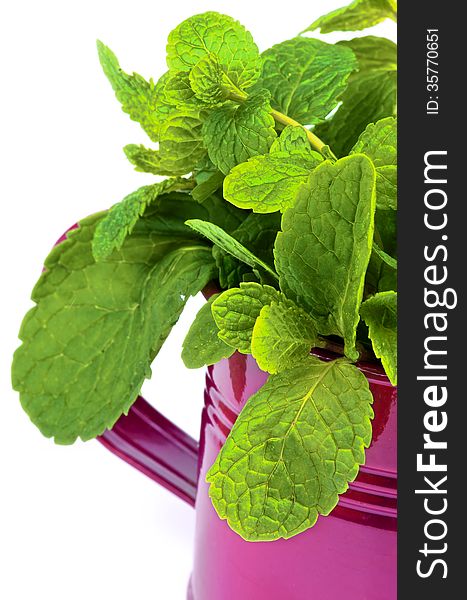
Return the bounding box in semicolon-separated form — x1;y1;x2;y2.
98;396;199;507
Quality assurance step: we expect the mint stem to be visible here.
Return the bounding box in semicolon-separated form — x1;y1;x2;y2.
227;91;336;159
316;336;374;363
270;109;333;157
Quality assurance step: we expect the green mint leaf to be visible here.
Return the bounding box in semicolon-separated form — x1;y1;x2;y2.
202;91;277;175
338;36;396;71
92;181;192;260
230;212;281;259
229;212;281;269
97;41;162;142
367;211;397;294
251;300;318;373
351;116;397;209
365;257;397;295
191;171;224;203
304;0;397;34
315;70;396;158
360;291;397;384
182;295;235;368
158;111;207;175
366;206;397;295
373;242;397;270
166;12;261;91
124;144;166;175
211;282;283;352
214;212;281;288
164;71;201;106
149;71;181;125
375;207;397;257
223;151;322;214
151;70;209;126
274;155;376;360
212;246;252;290
185;219;278;281
314;37;397;157
125;110;208;177
269;125;313;155
140;191;244;239
193;155;218;184
258;38;357;125
189;53;236;105
206;356;373;541
12;214;215;444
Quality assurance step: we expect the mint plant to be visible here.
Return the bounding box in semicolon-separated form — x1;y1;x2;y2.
12;1;397;542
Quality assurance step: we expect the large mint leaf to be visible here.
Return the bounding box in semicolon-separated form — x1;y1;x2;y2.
202;91;277;174
251;300;318;374
182;295;235;369
166;12;261;91
92;180;191;260
304;0;397;34
97;41;162;142
351;117;397;209
360;291;397;384
315;37;397;156
258;37;357;125
274;155;376;360
185;219;278;281
12;214;215;444
207;357;374;541
223;151;322;213
211;282;283;353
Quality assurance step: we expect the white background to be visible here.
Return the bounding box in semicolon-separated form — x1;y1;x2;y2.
0;2;395;598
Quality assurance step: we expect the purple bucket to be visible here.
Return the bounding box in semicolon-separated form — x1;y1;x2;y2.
99;351;397;599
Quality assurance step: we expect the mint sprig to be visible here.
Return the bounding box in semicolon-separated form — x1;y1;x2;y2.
13;2;398;543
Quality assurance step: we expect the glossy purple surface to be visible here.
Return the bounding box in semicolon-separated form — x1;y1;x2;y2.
100;351;397;600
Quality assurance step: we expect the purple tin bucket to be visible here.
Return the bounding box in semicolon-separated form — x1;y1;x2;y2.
99;350;397;599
